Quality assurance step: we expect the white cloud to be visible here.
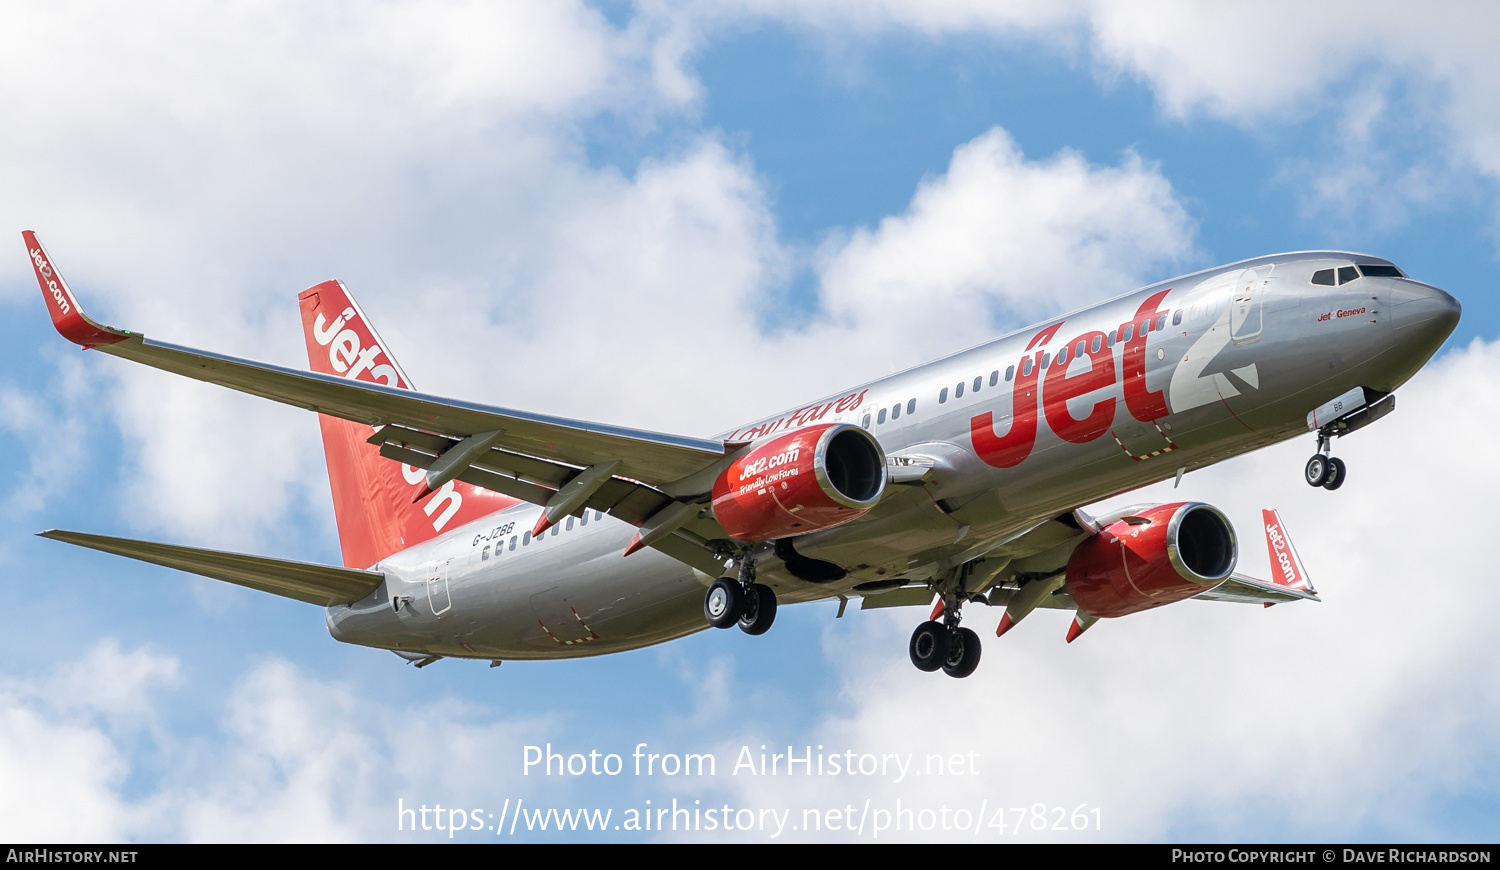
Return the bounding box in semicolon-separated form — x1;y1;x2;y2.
719;335;1500;841
0;643;552;843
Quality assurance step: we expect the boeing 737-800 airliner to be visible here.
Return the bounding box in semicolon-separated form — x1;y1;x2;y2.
26;232;1460;677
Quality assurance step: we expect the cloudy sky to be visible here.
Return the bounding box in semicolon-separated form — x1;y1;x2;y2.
2;1;1497;842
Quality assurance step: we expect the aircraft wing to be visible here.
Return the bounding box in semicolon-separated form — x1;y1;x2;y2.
23;232;728;492
1193;508;1320;605
40;530;384;606
1195;573;1321;604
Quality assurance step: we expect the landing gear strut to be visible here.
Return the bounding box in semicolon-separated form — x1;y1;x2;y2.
704;551;778;635
909;569;983;678
1304;433;1346;491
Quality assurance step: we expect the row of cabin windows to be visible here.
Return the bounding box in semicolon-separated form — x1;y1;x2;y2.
478;509;608;561
862;397;918;428
1311;264;1404;286
935;313;1171;404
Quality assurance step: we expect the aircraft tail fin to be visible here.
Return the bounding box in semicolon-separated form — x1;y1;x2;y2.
297;281;514;567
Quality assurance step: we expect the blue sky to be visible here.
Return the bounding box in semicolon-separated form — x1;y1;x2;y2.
1;2;1497;842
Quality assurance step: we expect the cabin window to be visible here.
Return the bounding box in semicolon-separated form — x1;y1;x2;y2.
1311;269;1335;286
509;536;517;550
550;525;559;537
566;516;574;531
989;370;999;387
1090;335;1102;353
580;512;588;526
522;532;531;546
1056;347;1069;366
1121;325;1134;342
955;382;965;398
1107;330;1117;345
1172;310;1182;326
939;387;949;403
1337;266;1359;285
596;511;606;521
1004;365;1014;382
972;376;981;392
861;413;872;428
1039;352;1050;368
891;403;901;420
878;408;887;424
1022;358;1033;377
1156;314;1167;332
481;545;490;561
907;398;916;415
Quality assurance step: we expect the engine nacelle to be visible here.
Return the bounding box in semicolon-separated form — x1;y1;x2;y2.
711;423;886;542
1065;502;1237;618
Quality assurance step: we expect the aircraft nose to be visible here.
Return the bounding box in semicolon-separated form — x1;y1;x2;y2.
1391;280;1461;349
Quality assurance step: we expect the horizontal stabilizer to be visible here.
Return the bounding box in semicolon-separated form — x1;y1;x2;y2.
40;530;384;606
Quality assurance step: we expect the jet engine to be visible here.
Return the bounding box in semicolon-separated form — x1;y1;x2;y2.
1065;502;1237;618
711;422;886;542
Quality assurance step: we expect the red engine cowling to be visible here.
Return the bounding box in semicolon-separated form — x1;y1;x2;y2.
1065;502;1237;618
711;423;886;542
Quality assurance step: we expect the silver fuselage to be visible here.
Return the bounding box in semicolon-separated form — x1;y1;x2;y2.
327;252;1460;660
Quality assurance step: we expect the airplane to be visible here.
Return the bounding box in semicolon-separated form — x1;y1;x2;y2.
24;231;1461;677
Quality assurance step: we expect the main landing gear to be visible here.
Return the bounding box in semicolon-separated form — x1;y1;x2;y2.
909;575;982;678
704;553;777;635
909;621;981;678
1304;432;1346;491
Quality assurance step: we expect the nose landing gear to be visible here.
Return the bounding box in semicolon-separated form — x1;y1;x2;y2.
1304;433;1346;491
704;551;778;635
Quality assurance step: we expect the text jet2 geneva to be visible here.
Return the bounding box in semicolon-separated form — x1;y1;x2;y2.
27;232;1459;677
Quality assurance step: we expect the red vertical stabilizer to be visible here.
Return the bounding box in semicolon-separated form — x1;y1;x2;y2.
297;281;517;568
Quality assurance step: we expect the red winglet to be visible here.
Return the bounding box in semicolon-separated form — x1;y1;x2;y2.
1262;509;1314;592
22;232;130;348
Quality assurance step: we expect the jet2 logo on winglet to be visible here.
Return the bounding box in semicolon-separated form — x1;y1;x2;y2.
30;248;71;316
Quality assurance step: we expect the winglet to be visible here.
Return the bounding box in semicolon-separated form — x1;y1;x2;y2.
1262;508;1315;595
22;232;130;348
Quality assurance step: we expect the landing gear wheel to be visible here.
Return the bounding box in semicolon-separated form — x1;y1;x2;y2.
942;627;982;679
1305;454;1331;487
704;578;744;629
1322;457;1346;491
738;584;778;635
909;621;950;672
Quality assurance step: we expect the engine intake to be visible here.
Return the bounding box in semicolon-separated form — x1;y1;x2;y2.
711;423;886;542
1065;502;1237;618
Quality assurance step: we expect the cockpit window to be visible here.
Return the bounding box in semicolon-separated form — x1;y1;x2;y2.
1358;264;1404;278
1311;269;1335;286
1337;266;1359;285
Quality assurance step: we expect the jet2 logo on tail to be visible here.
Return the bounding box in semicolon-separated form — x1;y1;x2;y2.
309;297;463;532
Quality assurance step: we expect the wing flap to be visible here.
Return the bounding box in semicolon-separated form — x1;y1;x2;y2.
40;530;384;606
